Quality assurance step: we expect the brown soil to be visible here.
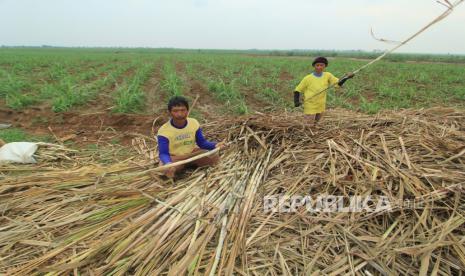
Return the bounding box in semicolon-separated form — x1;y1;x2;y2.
175;61;185;73
187;80;221;119
241;87;270;112
142;61;165;115
339;88;378;107
0;107;168;145
279;71;293;81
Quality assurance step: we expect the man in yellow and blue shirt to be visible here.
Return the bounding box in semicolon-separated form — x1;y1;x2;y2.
157;96;225;178
294;57;354;124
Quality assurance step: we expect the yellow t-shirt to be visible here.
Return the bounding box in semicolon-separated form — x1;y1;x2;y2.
157;118;200;156
295;72;339;114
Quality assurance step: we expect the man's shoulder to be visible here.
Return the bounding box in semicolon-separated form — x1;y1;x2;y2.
157;120;172;136
323;72;335;78
302;74;317;82
187;117;200;129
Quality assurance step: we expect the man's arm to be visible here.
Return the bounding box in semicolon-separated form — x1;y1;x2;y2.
157;135;172;164
337;72;355;87
294;91;301;107
294;76;308;107
195;128;216;150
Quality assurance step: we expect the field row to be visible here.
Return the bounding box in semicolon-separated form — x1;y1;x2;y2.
1;49;464;117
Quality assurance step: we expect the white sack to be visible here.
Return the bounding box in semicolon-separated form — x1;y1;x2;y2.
0;142;38;164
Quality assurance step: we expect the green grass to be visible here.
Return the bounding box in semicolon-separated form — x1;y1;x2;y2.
0;128;28;142
113;83;145;113
52;79;89;112
113;62;154;113
0;50;135;112
207;78;249;114
6;91;37;110
359;96;383;114
161;62;183;97
0;73;37;109
0;128;52;143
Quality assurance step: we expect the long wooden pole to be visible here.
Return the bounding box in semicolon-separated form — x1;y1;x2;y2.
149;147;221;173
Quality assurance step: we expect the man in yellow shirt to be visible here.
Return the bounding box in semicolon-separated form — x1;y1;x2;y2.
157;96;226;178
294;57;354;125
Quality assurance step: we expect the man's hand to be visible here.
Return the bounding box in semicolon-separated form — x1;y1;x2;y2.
216;140;228;150
166;166;176;178
337;72;355;87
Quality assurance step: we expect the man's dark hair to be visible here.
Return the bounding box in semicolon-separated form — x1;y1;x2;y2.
168;96;189;111
312;57;328;67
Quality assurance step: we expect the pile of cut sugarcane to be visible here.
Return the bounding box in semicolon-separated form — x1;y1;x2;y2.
1;107;464;275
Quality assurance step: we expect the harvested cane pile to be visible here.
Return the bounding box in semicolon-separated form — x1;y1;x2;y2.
1;108;465;275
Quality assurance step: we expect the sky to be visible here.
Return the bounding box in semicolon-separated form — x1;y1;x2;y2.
1;0;464;54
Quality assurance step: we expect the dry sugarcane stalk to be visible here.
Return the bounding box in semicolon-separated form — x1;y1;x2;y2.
145;146;221;173
188;94;200;117
1;108;465;275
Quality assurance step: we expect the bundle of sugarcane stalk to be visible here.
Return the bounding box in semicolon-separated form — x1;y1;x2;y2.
1;107;464;275
34;142;79;162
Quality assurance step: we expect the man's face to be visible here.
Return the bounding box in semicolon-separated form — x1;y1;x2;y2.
314;63;326;73
169;105;188;121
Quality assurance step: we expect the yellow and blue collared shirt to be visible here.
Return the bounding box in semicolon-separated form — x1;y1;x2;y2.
157;118;216;164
